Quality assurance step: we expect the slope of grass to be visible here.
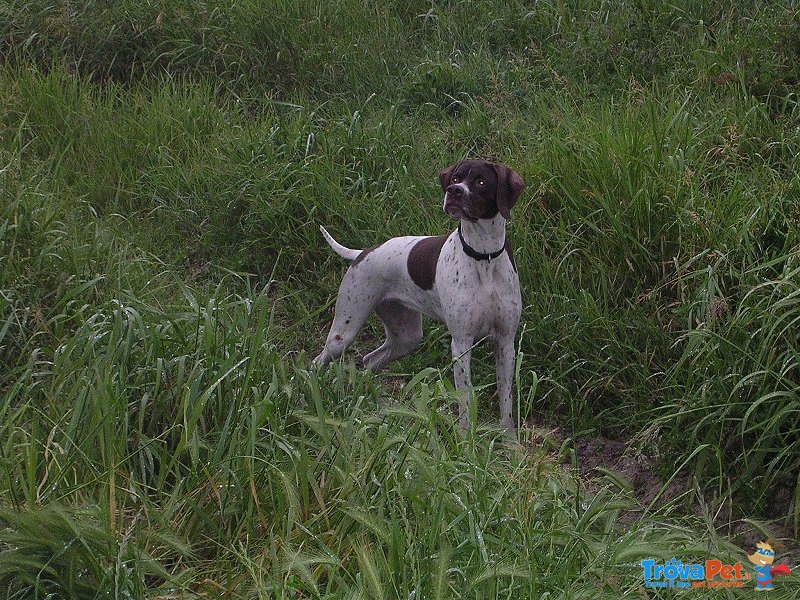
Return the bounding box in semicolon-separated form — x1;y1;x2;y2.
1;0;799;596
0;209;758;595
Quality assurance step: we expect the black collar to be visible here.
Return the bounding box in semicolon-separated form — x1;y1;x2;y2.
458;224;506;262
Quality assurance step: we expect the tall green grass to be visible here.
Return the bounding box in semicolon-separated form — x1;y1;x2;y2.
0;213;754;595
1;0;799;595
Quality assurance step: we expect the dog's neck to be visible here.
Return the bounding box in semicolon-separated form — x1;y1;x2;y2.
457;215;507;256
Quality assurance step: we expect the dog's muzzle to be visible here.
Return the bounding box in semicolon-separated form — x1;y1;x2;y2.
444;184;468;219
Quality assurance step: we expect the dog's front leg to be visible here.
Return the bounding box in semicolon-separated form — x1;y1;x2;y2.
451;336;473;429
494;335;516;435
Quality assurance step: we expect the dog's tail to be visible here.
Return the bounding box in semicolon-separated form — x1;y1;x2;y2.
319;226;361;261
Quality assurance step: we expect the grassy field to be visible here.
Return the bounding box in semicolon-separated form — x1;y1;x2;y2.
1;0;799;597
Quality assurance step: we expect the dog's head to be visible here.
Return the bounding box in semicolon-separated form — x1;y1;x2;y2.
439;159;524;221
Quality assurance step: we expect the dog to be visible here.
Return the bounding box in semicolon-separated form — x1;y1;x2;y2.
313;159;524;433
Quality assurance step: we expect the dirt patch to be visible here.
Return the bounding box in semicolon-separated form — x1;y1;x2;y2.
527;417;799;567
568;434;694;513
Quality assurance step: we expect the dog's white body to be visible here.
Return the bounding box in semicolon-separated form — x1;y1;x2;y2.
313;160;524;432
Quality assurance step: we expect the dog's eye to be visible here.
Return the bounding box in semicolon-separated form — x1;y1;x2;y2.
452;176;460;183
477;179;485;186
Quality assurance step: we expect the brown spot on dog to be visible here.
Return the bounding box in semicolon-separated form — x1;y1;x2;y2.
407;235;448;290
352;243;382;267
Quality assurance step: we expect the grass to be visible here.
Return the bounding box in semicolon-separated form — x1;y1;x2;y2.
0;269;755;597
1;0;799;596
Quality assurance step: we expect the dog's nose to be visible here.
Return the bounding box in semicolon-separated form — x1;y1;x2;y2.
447;184;464;197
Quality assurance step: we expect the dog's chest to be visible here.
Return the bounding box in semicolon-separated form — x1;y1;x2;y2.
437;249;521;336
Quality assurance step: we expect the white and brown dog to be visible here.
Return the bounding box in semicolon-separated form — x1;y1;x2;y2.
314;159;524;433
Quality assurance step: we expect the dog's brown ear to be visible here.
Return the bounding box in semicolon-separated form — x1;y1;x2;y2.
439;163;459;193
492;163;525;219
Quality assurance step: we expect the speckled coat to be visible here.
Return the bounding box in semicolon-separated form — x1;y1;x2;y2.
313;160;524;434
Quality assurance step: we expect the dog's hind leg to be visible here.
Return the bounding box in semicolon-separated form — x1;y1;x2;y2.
363;300;422;372
313;269;380;366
